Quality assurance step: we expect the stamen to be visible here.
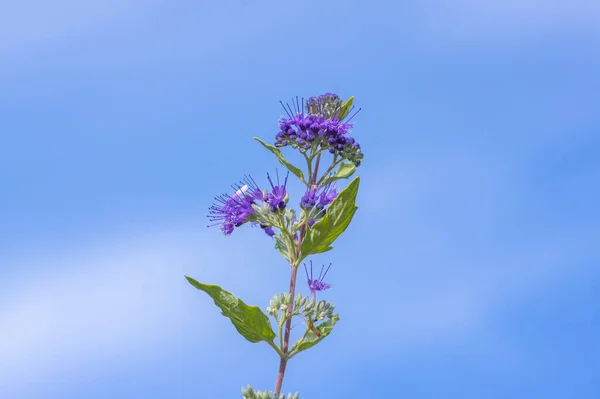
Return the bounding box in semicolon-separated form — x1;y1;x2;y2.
321;263;332;280
279;101;292;118
233;184;249;198
286;102;295;118
345;107;362;123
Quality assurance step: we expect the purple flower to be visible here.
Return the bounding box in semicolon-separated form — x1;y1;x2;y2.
265;171;289;212
300;187;318;209
275;94;364;166
261;225;275;237
208;176;263;235
300;183;338;210
305;261;332;299
317;183;338;209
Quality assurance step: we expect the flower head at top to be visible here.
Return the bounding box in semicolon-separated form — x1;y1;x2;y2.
275;94;363;166
306;93;344;119
264;170;289;212
305;261;332;299
208;175;263;235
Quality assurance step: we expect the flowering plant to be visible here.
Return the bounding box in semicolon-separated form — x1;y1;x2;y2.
186;93;363;398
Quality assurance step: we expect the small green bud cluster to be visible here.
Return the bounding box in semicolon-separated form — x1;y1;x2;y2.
266;292;294;321
299;296;335;322
267;293;336;324
242;384;300;399
251;203;294;227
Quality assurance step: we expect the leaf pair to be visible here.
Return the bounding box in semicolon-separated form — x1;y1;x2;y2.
253;138;357;186
185;277;340;357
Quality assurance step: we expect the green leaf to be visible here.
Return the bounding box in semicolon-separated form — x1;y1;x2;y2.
291;315;339;356
253;137;306;183
323;161;356;185
274;235;292;263
337;96;354;120
300;176;360;257
185;276;276;344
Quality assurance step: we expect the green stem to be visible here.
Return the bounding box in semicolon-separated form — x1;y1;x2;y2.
303;152;312;185
316;156;342;186
278;318;284;351
274;152;322;396
267;339;284;357
287;323;311;359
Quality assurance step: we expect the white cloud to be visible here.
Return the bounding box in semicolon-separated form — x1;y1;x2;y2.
353;145;599;360
0;227;237;394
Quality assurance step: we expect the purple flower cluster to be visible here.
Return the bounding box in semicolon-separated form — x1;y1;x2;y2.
275;94;363;166
208;172;289;236
305;261;332;299
300;183;338;210
264;171;289;212
208;176;263;235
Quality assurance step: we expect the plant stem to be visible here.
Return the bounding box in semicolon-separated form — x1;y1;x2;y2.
274;153;323;396
316;156;342;186
273;264;297;395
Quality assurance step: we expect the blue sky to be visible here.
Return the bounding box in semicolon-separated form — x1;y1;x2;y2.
1;1;599;398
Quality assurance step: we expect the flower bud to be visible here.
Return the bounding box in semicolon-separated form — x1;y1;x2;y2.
294;293;303;308
285;208;296;225
317;300;325;313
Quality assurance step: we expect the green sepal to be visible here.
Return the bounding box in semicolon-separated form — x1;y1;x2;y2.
253;137;306;183
300;176;360;257
323;161;356;185
290;315;340;356
185;276;276;344
337;96;354;120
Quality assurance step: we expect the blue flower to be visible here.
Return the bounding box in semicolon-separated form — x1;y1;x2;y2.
304;261;332;299
275;94;363;166
261;225;275;237
317;183;338;209
300;187;318;209
208;175;263;235
300;182;338;210
265;171;289;212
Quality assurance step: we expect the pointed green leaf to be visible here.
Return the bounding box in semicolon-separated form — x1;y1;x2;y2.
185;276;276;343
337;96;354;120
253;137;306;183
290;315;339;356
323;161;356;185
300;176;360;257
